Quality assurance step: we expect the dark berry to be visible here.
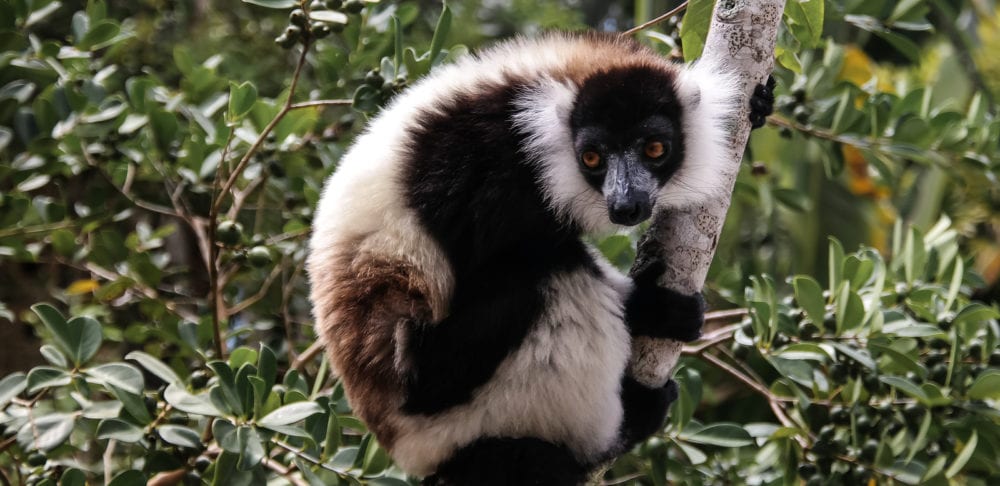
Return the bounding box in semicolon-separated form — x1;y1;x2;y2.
289;9;308;27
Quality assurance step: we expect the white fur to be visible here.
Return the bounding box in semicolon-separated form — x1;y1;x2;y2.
512;79;616;234
658;60;741;208
390;263;633;476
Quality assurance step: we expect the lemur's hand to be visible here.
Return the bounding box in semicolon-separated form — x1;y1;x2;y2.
749;75;776;129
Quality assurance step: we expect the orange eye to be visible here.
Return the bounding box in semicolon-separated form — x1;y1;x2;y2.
581;151;602;168
645;141;666;159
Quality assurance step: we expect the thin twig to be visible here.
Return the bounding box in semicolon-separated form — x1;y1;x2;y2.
291;341;324;373
263;457;309;486
289;99;353;110
213;42;311;216
227;262;284;316
104;439;116;485
208;128;238;359
621;1;689;36
273;439;348;478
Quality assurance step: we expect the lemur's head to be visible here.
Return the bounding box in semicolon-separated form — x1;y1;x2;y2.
569;66;686;226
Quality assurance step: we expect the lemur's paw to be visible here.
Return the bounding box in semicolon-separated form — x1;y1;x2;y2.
749;75;776;129
667;291;704;342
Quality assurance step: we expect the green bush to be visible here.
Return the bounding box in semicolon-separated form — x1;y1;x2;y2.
1;0;999;485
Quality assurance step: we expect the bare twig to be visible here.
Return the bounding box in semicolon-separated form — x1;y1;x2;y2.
621;1;689;36
227;262;284;316
104;439;117;485
291;341;324;373
208;128;238;359
289;99;353;110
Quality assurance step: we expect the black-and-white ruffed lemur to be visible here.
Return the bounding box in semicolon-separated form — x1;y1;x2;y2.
308;32;774;485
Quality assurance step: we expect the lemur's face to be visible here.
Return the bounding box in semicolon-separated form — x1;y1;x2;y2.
570;67;686;226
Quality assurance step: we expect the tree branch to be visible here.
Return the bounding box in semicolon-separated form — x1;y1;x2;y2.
628;0;787;388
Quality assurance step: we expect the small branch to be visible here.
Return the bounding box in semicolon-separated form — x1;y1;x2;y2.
621;1;688;36
289;99;353;110
213;42;311;216
0;464;12;486
0;437;15;455
701;351;806;448
208;129;238;360
273;439;348;478
227;263;284;316
291;341;324;373
0;221;76;239
263;457;309;486
104;439;116;485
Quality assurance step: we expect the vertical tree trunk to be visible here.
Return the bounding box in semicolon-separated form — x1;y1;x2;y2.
629;0;787;388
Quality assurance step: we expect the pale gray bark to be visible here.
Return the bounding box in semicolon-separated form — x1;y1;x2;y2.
629;0;787;388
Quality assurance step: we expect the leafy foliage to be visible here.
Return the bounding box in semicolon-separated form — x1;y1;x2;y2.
1;0;999;485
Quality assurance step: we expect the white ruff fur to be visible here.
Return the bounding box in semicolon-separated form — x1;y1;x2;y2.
308;34;738;477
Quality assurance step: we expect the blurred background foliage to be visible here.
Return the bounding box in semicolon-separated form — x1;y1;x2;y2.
1;0;999;485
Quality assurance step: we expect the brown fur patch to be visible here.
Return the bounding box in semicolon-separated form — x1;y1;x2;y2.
311;250;433;449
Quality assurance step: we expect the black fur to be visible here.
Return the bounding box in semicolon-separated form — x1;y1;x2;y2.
626;256;704;341
569;67;686;191
619;378;679;451
401;79;598;414
423;437;589;486
750;76;776;129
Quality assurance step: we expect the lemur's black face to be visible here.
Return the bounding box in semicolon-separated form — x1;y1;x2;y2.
570;66;686;226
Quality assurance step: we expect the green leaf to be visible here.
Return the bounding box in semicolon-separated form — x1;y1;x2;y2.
79;20;120;50
680;423;753;447
830;343;876;370
96;418;144;443
0;373;27;408
228;81;257;122
109;384;153;425
236;426;265;470
428;4;452;65
126;351;182;386
32;304;103;367
241;0;297;8
870;343;927;378
784;0;825;49
793;276;825;326
27;366;71;393
680;0;714;62
60;469;87;486
229;347;258;369
310;10;347;24
39;344;69;368
108;470;146;486
158;424;202;449
164;383;223;417
879;375;928;402
392;16;403;78
968;371;1000;400
257;344;277;392
258;401;323;428
953;303;1000;326
945;430;977;478
209;361;245;416
17;413;77;451
85;363;144;395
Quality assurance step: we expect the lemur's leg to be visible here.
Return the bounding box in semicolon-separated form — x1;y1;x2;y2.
423;437;589;486
750;75;776;129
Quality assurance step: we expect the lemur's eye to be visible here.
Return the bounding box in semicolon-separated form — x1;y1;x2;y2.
581;151;602;169
644;141;666;159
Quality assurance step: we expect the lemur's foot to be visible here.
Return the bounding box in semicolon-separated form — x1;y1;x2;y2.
750;75;776;129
